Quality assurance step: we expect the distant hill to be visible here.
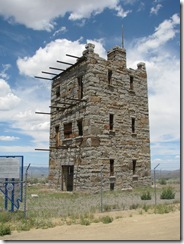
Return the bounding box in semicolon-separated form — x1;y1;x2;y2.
24;166;49;178
24;166;180;180
151;169;180;179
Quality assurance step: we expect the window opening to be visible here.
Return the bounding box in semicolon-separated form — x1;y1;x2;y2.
77;119;83;136
78;76;83;99
110;159;114;176
109;114;114;130
55;125;60;147
130;76;134;90
56;86;60;98
132;160;136;175
64;122;72;138
131;118;135;133
108;70;112;84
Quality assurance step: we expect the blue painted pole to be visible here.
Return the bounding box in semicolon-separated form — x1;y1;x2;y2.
4;178;8;211
11;178;15;212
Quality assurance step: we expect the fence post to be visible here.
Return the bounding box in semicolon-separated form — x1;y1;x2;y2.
24;164;30;219
154;163;160;205
100;165;105;212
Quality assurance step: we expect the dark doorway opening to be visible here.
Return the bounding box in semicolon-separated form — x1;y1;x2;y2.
62;165;74;191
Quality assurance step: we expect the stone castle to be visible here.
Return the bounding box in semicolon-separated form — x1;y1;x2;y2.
48;42;151;192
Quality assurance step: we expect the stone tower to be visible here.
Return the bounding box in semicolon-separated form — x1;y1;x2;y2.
48;43;151;192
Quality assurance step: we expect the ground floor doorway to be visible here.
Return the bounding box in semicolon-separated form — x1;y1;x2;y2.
62;165;74;191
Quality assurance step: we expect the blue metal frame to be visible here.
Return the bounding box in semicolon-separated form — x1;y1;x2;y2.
0;155;24;211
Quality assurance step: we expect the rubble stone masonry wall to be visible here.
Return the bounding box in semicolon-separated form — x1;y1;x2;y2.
49;43;151;192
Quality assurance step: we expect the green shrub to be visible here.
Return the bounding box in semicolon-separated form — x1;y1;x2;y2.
17;222;31;232
141;191;152;200
80;217;90;226
103;204;111;212
160;186;175;199
129;203;139;210
0;212;11;224
154;204;174;214
100;216;113;224
0;224;11;236
159;178;167;185
142;204;150;212
80;219;90;226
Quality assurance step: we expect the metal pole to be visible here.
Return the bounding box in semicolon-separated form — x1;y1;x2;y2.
10;178;15;212
100;169;103;212
100;166;104;212
154;163;160;205
4;178;8;211
24;164;30;219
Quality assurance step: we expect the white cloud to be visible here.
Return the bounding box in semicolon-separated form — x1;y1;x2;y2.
0;136;20;141
150;4;162;15
0;77;51;150
0;79;21;110
0;64;11;80
17;38;107;77
135;14;180;54
126;14;180;157
114;5;132;18
0;145;36;153
0;0;130;31
53;26;67;37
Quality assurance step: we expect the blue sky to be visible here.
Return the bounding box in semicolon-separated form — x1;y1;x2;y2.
0;0;180;170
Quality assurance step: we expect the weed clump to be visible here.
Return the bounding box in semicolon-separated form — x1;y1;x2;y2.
80;217;90;226
142;204;150;212
141;191;151;200
0;224;11;236
100;216;113;224
159;178;167;185
160;186;175;199
0;212;11;223
154;204;174;214
129;203;139;210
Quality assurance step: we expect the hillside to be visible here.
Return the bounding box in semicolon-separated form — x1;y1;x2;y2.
24;166;180;180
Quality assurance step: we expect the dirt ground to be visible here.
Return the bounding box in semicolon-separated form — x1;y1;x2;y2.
1;209;180;241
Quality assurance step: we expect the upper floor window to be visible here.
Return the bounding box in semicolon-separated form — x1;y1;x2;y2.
109;114;114;130
131;118;135;133
132;159;136;175
110;159;114;176
108;70;112;85
130;76;134;90
77;119;83;136
56;86;60;98
55;125;60;147
64;122;72;139
78;76;83;99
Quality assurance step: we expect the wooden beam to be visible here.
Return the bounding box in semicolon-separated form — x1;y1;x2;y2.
35;112;51;115
34;76;53;80
35;149;51;151
49;106;64;109
66;54;80;59
42;71;58;75
57;60;73;65
49;67;65;71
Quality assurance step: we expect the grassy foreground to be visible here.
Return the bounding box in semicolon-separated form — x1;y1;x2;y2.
0;182;180;235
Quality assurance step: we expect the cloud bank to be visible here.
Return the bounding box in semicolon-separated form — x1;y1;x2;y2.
0;0;129;31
